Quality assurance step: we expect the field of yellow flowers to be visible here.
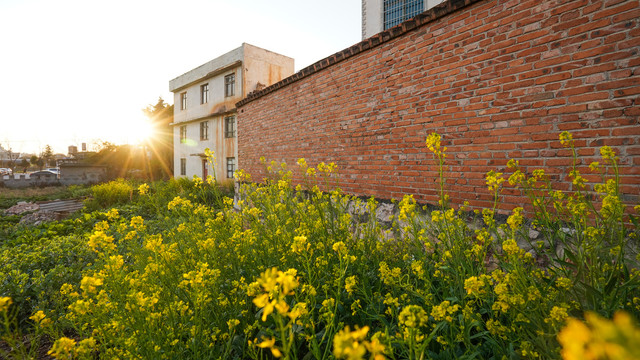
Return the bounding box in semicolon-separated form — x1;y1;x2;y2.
1;132;639;359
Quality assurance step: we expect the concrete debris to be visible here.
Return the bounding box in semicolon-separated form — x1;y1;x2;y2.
3;199;85;227
19;210;63;226
375;202;395;226
4;202;40;215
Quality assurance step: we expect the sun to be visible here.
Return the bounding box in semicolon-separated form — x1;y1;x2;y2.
128;118;154;145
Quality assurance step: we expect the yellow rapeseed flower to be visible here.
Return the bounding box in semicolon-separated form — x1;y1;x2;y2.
333;241;347;253
291;235;310;254
345;275;357;295
48;337;77;359
398;194;416;221
30;310;46;324
506;207;524;231
559;312;640;359
87;230;116;253
333;326;370;360
426;133;446;157
464;275;491;297
600;146;617;161
130;216;144;230
559;131;573;147
288;302;308;322
398;305;428;328
105;208;119;221
546;306;569;325
138;183;149;195
80;276;103;294
431;300;460;322
257;337;282;358
76;338;96;357
485;170;505;192
0;297;12;313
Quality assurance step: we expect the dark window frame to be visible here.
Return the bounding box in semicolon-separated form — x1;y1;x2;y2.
180;125;187;143
224;73;235;97
180;92;187;110
226;157;236;178
200;121;209;140
200;83;209;104
383;0;424;30
224;116;236;138
180;158;186;176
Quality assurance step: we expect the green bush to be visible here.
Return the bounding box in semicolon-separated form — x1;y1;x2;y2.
87;179;133;209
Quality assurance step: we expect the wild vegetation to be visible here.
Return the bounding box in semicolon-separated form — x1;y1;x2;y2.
0;133;638;359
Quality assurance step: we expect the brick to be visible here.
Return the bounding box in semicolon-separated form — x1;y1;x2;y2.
568;92;610;103
237;0;640;215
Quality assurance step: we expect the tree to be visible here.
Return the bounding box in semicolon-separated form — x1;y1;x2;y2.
40;145;54;168
142;97;174;180
30;155;38;169
20;158;29;172
86;142;147;180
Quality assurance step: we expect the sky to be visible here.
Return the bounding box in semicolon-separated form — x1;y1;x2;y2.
0;0;361;156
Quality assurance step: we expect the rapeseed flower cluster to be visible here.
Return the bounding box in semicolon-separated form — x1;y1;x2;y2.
430;300;460;322
0;131;637;360
250;267;299;322
333;326;385;360
558;312;640;360
0;296;11;313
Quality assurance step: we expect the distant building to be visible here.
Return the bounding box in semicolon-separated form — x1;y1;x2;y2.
169;43;294;180
0;144;20;168
59;163;107;185
362;0;443;39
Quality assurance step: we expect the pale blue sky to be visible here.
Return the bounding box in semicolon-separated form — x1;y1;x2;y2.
0;0;361;155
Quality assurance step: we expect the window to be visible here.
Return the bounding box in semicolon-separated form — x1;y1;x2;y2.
224;73;235;97
384;0;424;30
180;158;186;176
226;157;236;178
200;83;209;104
225;116;236;138
200;121;209;140
180;92;187;110
180;125;187;143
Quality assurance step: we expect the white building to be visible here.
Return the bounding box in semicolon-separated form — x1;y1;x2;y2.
169;43;294;181
362;0;444;39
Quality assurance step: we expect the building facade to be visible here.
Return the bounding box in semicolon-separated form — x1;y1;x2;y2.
362;0;443;39
169;43;294;181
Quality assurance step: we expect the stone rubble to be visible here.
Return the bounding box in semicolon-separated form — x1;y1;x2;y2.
4;201;40;215
18;211;62;226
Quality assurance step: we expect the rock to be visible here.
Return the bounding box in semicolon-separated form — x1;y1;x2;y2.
516;237;534;252
4;202;40;215
375;202;395;226
19;210;61;226
560;227;576;236
528;228;540;239
346;199;369;223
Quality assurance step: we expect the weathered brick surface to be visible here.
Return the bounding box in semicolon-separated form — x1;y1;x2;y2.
237;0;640;212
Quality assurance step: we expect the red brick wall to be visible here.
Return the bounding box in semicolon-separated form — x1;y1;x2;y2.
237;0;640;212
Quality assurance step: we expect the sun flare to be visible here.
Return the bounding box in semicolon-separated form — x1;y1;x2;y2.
128;118;154;145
